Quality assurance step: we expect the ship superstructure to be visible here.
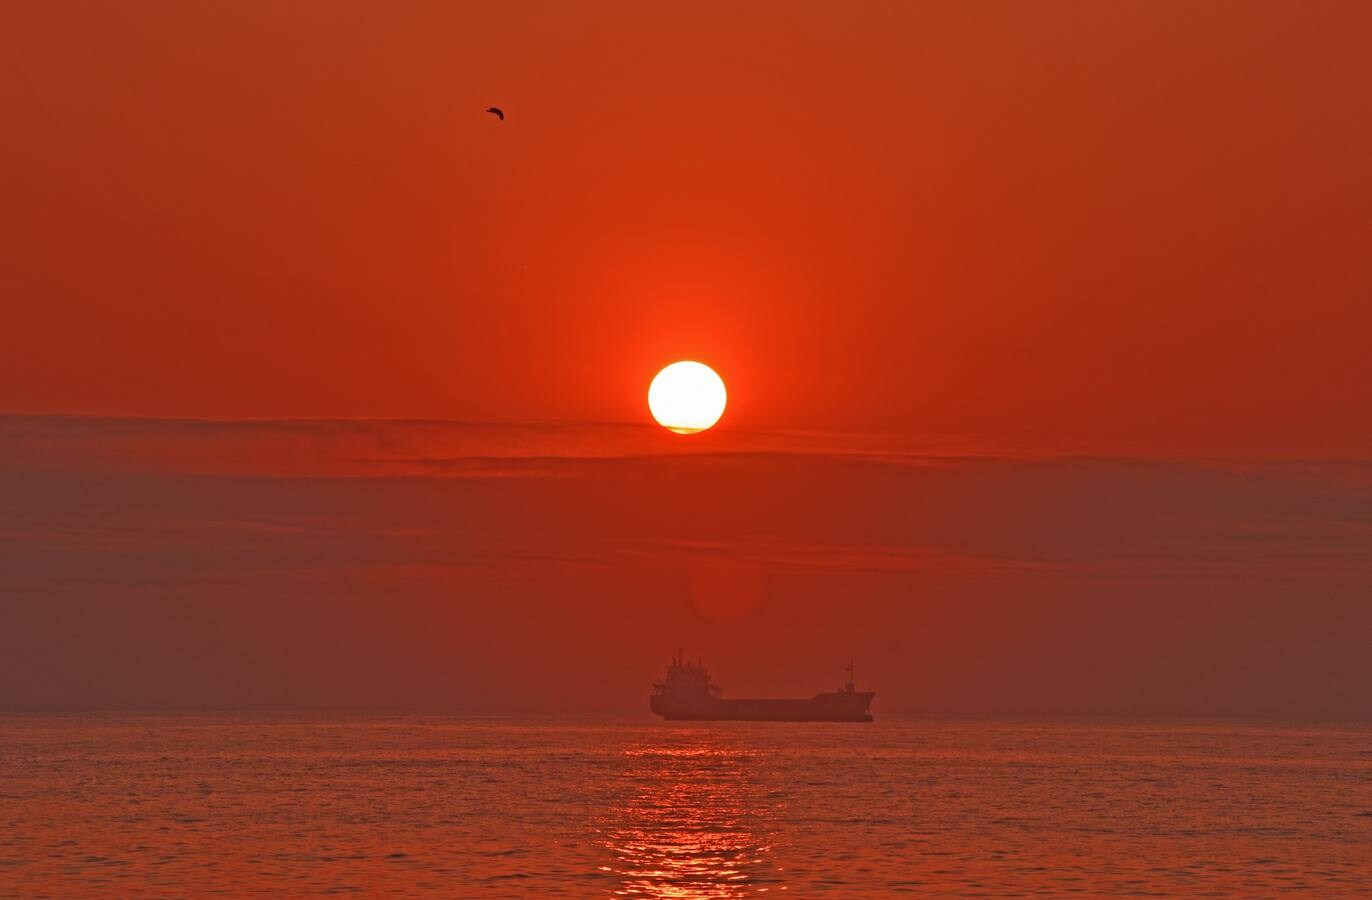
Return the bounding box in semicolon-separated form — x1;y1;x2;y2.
649;653;875;722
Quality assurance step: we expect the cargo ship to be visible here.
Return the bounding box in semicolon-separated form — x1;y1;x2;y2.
649;653;875;722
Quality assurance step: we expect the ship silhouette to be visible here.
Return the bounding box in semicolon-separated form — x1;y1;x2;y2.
650;652;875;722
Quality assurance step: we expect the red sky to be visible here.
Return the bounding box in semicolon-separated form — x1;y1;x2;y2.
3;1;1370;455
2;3;1370;716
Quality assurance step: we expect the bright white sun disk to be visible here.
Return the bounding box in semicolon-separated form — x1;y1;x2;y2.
648;361;727;434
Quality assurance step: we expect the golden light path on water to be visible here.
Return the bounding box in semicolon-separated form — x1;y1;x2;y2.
599;744;786;897
6;717;1370;894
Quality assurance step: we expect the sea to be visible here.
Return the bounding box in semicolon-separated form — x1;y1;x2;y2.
2;715;1370;897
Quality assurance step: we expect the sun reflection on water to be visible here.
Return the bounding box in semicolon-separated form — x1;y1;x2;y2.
600;742;786;897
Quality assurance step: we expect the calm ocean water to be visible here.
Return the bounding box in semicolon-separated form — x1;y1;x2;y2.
2;715;1369;896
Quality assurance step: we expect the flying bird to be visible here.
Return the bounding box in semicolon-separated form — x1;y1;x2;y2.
485;106;504;121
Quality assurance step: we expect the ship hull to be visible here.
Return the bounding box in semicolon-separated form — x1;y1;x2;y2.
651;692;875;722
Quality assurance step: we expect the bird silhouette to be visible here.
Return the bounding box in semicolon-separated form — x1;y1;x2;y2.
485;106;504;121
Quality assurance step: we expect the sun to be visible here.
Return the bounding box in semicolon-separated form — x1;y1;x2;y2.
648;361;727;434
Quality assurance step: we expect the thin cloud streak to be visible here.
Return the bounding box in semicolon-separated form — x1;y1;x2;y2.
2;417;1368;587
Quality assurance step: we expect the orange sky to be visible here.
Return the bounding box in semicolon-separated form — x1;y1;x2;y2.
3;1;1370;456
3;4;1371;718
